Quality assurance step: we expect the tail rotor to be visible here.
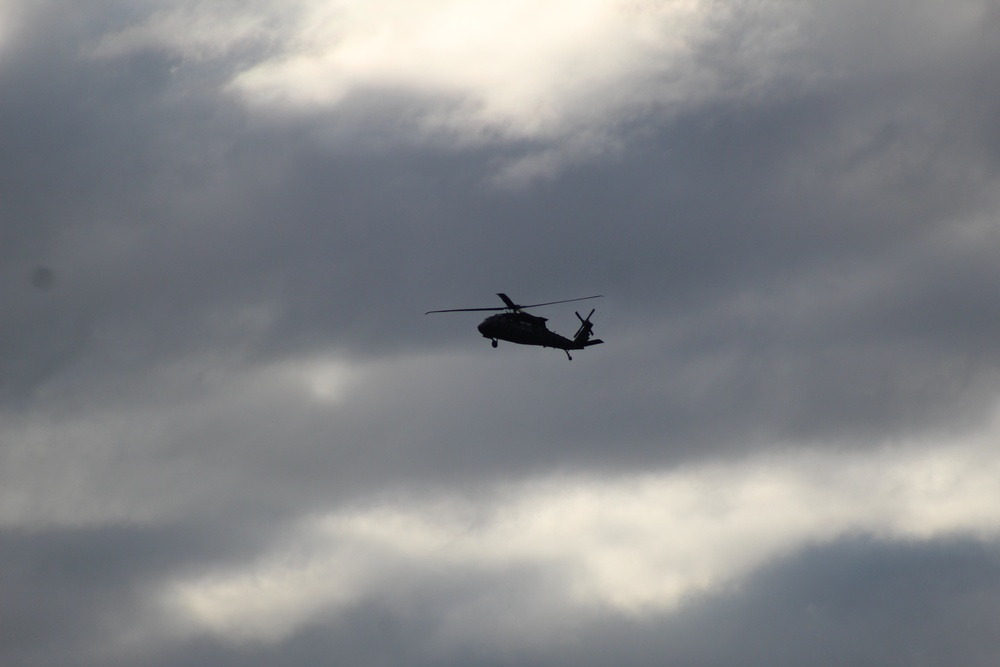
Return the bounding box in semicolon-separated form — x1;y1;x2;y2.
573;309;600;344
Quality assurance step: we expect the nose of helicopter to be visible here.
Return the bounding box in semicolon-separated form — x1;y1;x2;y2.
477;320;488;336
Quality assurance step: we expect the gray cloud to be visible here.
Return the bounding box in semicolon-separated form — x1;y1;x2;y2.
9;532;998;667
3;0;1000;664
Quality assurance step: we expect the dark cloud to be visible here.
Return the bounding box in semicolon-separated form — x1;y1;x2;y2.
3;0;1000;664
0;520;270;666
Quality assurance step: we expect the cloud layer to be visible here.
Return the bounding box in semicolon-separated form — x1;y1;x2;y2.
165;430;1000;644
3;0;1000;665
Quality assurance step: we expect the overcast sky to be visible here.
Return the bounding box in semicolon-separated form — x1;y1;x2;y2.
3;1;1000;665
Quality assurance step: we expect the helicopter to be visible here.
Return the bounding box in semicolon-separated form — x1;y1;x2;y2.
426;293;604;360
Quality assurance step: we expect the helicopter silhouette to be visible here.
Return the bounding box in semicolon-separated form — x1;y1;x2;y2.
426;293;604;360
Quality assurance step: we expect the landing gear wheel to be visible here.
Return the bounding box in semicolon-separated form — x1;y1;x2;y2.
491;339;498;348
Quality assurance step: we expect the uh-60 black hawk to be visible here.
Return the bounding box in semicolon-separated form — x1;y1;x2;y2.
426;293;604;360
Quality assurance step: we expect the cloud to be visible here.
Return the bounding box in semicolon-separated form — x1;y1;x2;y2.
225;0;706;123
88;0;279;63
163;420;1000;645
87;0;807;182
5;1;1000;665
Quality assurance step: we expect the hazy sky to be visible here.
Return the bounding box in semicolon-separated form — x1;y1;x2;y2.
3;1;1000;665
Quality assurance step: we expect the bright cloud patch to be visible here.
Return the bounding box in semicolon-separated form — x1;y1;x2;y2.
227;0;711;131
166;430;1000;644
89;0;802;181
0;1;28;59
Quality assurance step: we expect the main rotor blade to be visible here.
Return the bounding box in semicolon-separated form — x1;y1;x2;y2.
425;306;505;315
519;294;604;310
496;293;519;310
425;294;603;315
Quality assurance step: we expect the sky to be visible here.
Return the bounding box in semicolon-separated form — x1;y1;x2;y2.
2;0;1000;664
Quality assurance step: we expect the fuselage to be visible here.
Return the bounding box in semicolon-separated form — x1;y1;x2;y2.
477;312;581;350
